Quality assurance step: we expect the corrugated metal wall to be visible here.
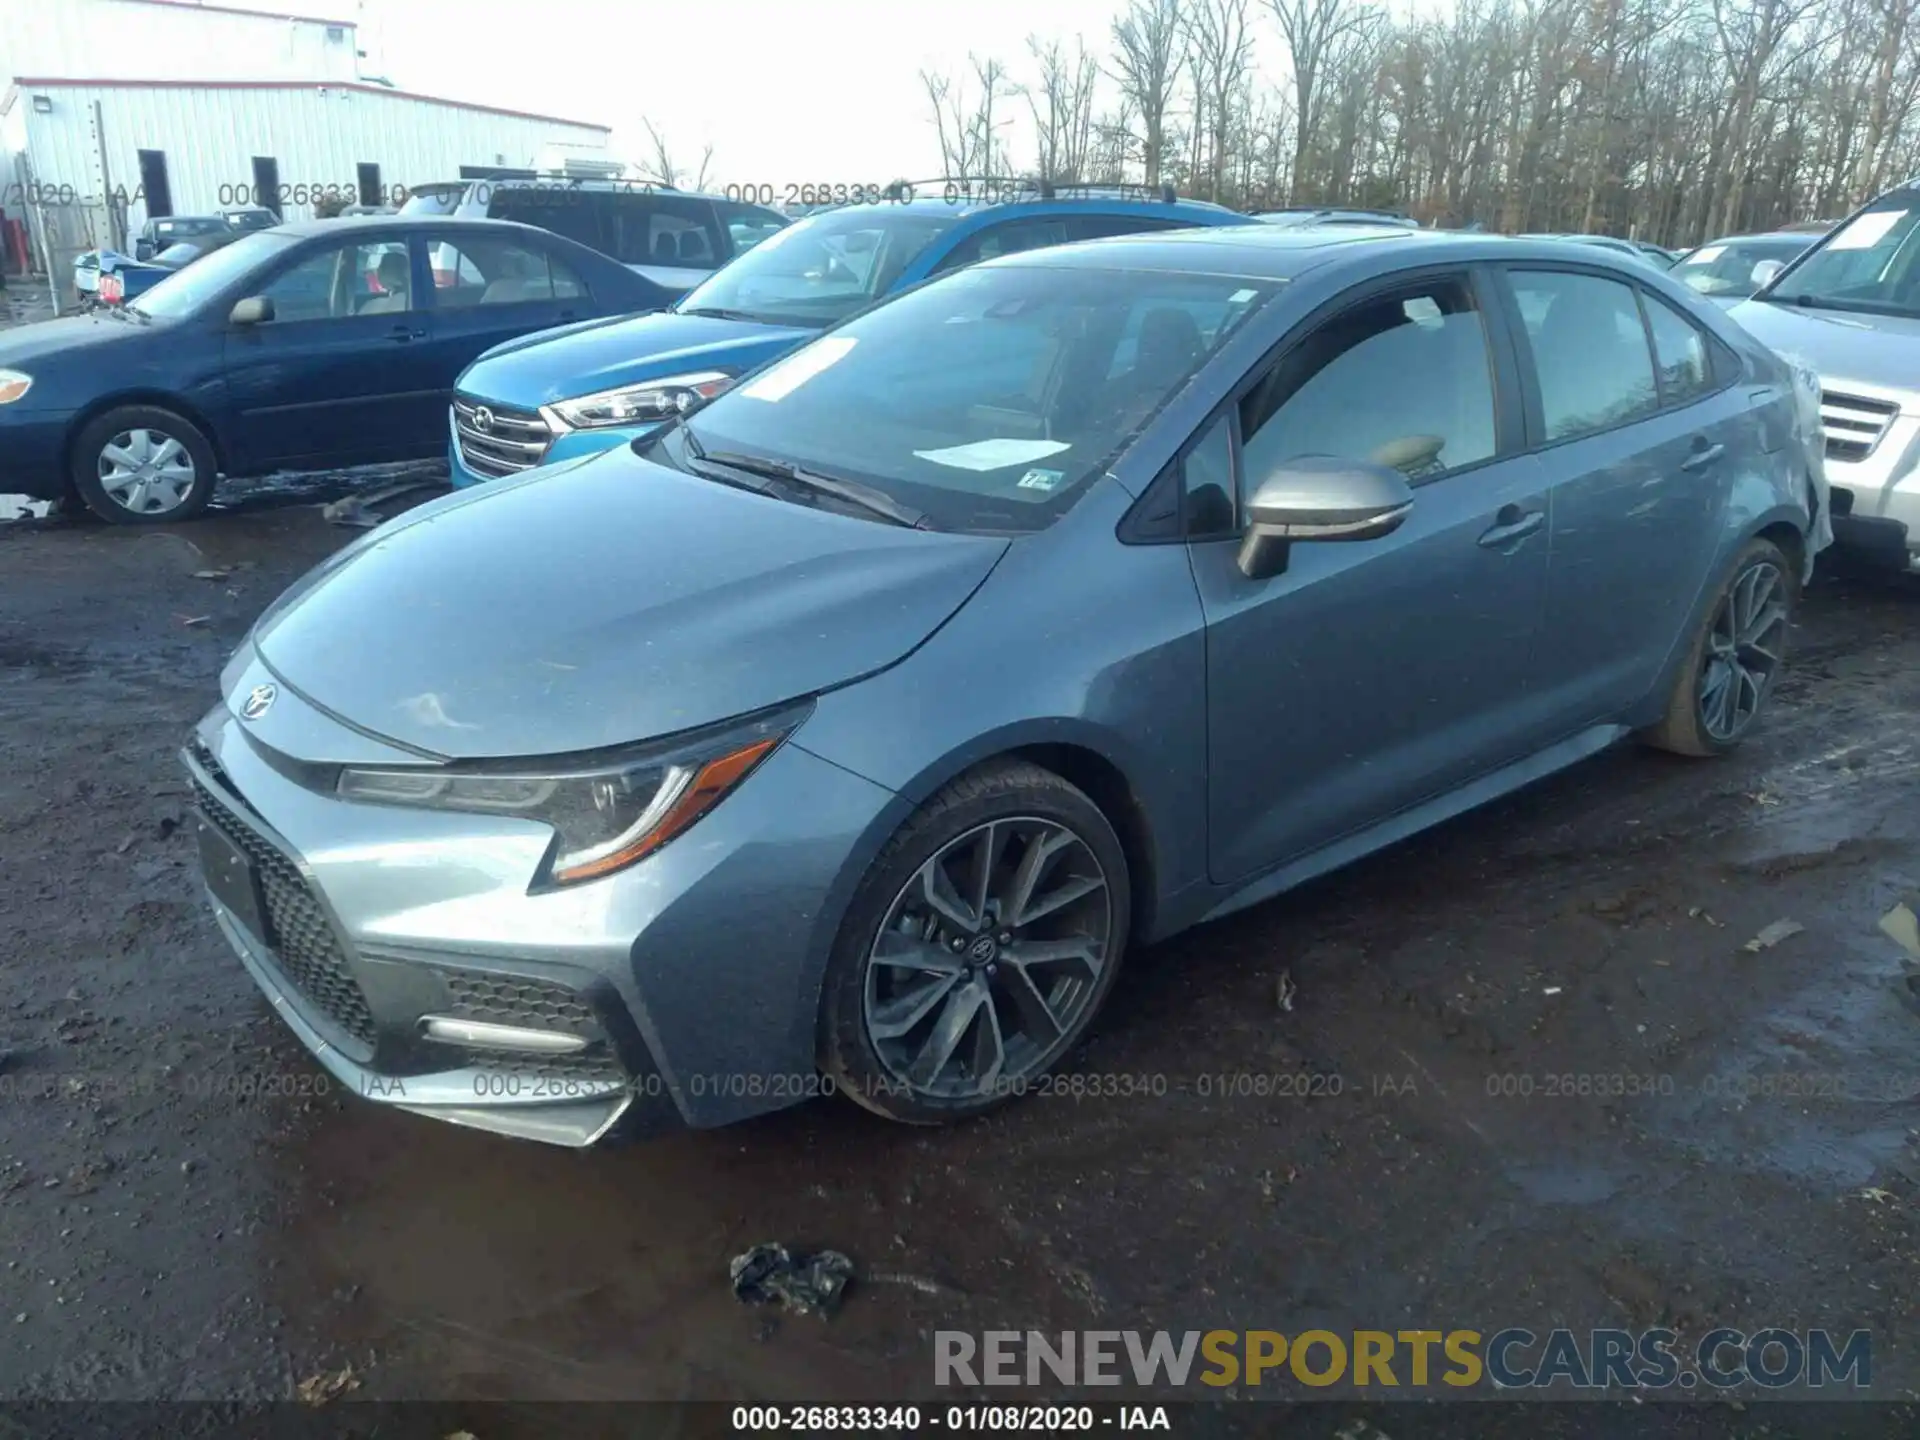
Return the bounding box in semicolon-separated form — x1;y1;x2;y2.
0;0;361;85
20;83;611;228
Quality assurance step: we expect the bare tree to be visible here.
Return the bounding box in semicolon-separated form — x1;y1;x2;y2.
637;118;712;190
1184;0;1256;200
1026;35;1102;182
1110;0;1187;185
1267;0;1367;201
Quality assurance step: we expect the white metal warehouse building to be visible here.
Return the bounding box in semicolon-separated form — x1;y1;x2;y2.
0;0;612;275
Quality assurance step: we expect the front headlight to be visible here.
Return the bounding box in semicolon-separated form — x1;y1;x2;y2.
335;704;807;886
0;371;32;406
541;370;734;431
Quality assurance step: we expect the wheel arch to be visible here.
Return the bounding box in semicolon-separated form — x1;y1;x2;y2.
874;721;1165;947
63;390;231;489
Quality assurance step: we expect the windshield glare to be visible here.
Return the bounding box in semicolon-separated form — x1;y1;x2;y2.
675;208;956;327
1767;197;1920;313
1675;236;1809;296
674;263;1274;533
132;231;298;319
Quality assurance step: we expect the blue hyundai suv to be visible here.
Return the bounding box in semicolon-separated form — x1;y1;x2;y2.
447;188;1250;485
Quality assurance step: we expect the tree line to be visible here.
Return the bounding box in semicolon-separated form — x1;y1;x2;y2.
919;0;1920;247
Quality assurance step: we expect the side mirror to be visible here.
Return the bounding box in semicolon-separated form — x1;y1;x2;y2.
228;296;275;326
133;240;153;261
1237;456;1414;580
1749;259;1786;291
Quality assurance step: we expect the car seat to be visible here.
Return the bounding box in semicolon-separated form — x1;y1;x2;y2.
358;251;412;314
651;230;681;265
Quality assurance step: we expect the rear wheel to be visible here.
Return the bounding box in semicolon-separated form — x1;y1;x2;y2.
820;761;1131;1125
69;405;218;524
1641;537;1796;756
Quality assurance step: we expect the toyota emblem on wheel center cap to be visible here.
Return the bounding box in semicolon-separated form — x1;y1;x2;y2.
241;683;277;721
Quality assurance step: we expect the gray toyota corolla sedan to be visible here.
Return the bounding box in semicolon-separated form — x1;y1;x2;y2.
186;226;1825;1146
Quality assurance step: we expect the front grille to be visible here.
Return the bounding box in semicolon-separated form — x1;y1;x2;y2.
434;966;624;1080
1821;389;1898;463
191;774;379;1053
452;396;552;478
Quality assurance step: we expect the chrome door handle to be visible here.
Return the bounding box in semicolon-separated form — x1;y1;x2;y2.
1681;442;1726;472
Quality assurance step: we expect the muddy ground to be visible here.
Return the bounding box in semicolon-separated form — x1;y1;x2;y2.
2;461;1920;1435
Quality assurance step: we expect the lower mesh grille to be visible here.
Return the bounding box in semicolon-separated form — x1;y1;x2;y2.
435;967;623;1080
191;772;379;1052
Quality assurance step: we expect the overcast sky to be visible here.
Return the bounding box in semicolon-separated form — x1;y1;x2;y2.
357;0;1293;187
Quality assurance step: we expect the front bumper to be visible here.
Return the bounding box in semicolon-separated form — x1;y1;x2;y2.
185;691;899;1145
0;410;76;499
1823;407;1920;568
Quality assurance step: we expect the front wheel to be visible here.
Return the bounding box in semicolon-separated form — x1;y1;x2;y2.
69;405;218;524
1640;537;1796;756
820;761;1131;1125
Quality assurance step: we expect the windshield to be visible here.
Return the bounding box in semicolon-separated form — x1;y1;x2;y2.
132;230;299;319
1675;236;1809;297
667;263;1276;533
674;208;956;327
1766;194;1920;314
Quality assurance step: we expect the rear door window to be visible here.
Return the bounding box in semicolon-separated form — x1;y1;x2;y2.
429;235;586;307
1065;213;1194;241
1508;270;1659;441
1641;293;1716;406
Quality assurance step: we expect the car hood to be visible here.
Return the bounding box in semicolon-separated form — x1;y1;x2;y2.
458;310;815;408
252;448;1009;760
0;313;159;368
1728;299;1920;408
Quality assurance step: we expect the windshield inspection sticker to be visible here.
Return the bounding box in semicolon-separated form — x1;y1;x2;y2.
913;439;1071;471
738;336;857;402
1829;209;1906;251
1016;467;1066;491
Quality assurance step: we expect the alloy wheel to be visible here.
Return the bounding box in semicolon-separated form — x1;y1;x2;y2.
862;817;1113;1101
1699;558;1787;743
98;428;198;516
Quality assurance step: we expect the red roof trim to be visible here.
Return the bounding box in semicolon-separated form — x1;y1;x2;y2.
8;78;611;132
109;0;358;29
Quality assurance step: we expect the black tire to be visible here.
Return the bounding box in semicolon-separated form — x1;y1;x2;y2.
1640;537;1797;757
69;405;219;524
820;760;1132;1125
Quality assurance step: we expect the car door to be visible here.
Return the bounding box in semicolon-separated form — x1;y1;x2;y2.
1499;266;1736;725
417;231;590;403
222;234;440;469
1184;266;1557;884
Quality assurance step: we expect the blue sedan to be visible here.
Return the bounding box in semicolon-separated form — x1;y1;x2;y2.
0;215;662;523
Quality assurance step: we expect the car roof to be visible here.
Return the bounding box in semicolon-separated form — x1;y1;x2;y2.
820;193;1242;225
989;223;1671;281
266;214;574;241
1688;231;1810;247
469;177;734;202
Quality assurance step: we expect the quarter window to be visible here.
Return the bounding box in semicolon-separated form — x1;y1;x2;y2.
1183;412;1236;537
1240;276;1498;484
1511;270;1659;441
1641;294;1715;405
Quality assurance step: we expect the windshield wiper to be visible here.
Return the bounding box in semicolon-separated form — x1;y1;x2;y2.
676;306;766;324
699;447;932;529
1763;292;1920;319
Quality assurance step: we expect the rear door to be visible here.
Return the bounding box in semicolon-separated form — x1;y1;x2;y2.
222;234;440;469
417;231;592;398
1187;266;1557;882
1499;265;1739;725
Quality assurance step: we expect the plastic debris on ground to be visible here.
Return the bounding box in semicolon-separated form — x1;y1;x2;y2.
1743;919;1804;953
730;1242;855;1318
1879;900;1920;960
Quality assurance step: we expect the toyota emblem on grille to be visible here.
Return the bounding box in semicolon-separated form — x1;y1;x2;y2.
471;406;495;433
241;683;277;720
